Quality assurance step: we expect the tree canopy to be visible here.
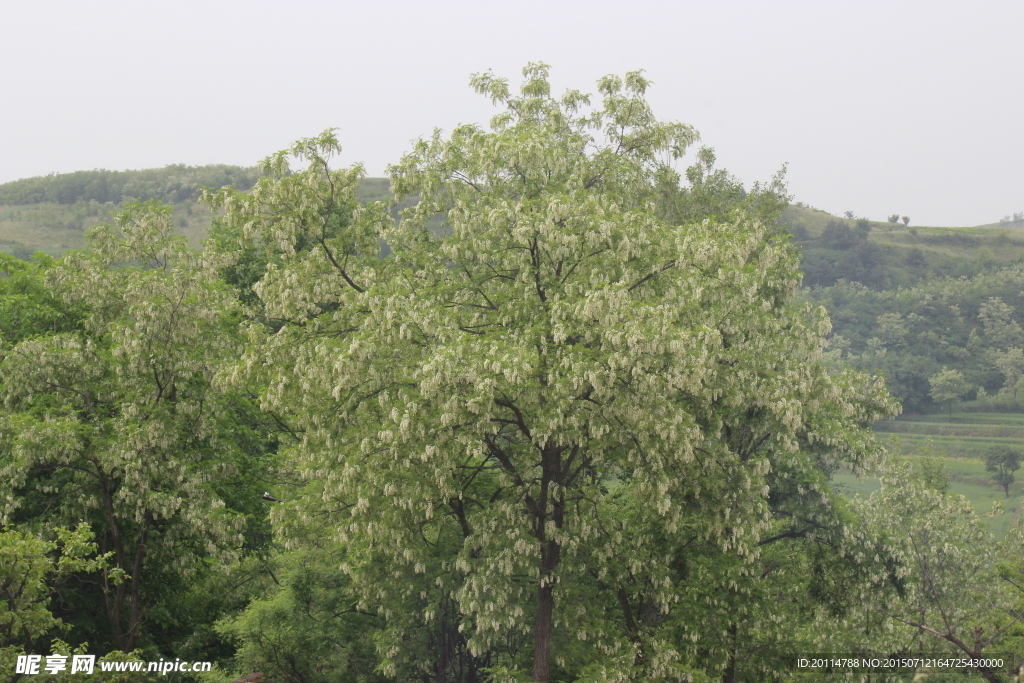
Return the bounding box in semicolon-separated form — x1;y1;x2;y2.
203;64;899;682
0;203;277;652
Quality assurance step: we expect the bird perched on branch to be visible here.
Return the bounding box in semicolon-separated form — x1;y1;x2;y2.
262;492;282;502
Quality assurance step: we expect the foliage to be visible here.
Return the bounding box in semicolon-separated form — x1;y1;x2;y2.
0;252;78;343
0;525;133;683
993;347;1024;398
0;639;157;683
917;452;950;495
0;525;114;649
9;61;1024;683
655;145;789;228
799;219;889;288
808;266;1024;412
999;212;1024;227
216;543;384;683
0;202;276;652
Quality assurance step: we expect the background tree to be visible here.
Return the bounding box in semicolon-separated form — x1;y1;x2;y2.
0;203;275;652
979;296;1023;349
904;247;926;267
929;367;970;418
994;347;1024;398
901;215;909;226
888;214;901;223
985;445;1022;498
857;463;1023;682
806;266;1024;411
800;220;889;288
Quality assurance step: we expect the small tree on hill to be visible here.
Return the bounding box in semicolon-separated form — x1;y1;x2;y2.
888;214;901;224
985;446;1022;498
902;216;910;226
929;367;970;419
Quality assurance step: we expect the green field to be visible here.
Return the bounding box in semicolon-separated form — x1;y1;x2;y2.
833;411;1024;537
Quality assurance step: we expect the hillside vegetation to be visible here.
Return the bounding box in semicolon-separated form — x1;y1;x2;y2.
787;205;1024;538
0;164;263;206
5;167;1022;279
0;169;393;257
783;203;1024;289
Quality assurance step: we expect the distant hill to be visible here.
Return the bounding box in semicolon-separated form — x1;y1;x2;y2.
781;203;1024;289
0;164;264;206
3;166;1022;290
0;168;395;258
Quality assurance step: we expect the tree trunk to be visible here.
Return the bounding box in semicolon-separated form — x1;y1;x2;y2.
531;449;564;683
722;622;737;683
99;479;148;653
616;585;646;666
99;479;130;652
125;519;150;651
531;538;559;682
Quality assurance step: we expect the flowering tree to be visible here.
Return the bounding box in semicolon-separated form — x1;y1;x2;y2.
211;65;897;682
0;204;270;651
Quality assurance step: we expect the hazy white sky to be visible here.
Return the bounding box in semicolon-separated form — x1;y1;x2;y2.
1;0;1020;226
